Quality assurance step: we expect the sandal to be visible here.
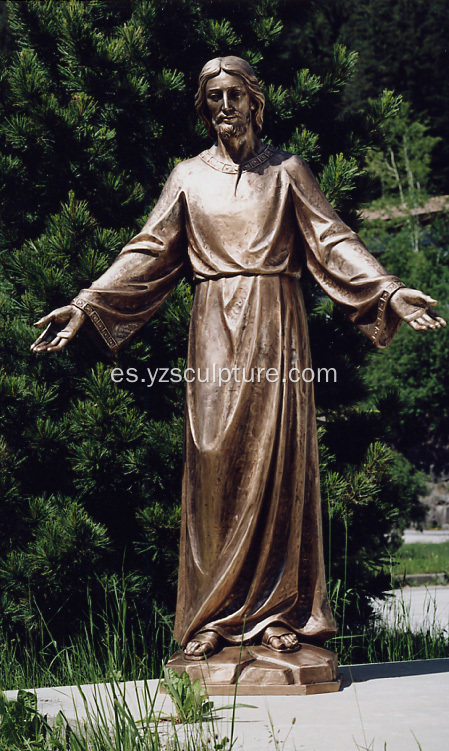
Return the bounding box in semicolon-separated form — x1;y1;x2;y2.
184;629;222;661
262;625;300;653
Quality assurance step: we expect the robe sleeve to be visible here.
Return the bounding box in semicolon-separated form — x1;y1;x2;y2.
71;164;188;355
286;156;404;348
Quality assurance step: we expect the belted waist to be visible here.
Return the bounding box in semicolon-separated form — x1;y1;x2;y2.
194;271;299;284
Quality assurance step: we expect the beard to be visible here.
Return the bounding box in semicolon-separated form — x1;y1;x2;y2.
214;112;251;140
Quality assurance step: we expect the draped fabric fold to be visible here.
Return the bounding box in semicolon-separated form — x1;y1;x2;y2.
72;147;404;646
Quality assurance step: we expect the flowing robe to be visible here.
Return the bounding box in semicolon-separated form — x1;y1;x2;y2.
72;145;404;646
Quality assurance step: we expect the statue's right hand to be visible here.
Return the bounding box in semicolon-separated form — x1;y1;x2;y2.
30;304;86;354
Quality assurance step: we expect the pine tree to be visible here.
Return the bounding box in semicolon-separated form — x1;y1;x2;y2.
361;215;449;478
0;0;422;647
360;103;449;477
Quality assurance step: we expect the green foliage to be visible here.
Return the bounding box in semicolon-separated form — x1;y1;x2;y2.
0;690;67;750
0;596;447;696
361;216;449;473
161;668;215;724
332;607;449;665
341;0;449;192
361;101;449;473
365;102;441;203
0;681;232;751
0;496;111;633
159;667;253;727
318;153;361;210
0;0;426;649
320;426;426;630
279;0;449;191
0;584;174;691
393;541;449;578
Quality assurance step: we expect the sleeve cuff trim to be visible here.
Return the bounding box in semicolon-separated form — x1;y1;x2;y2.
72;297;119;353
371;280;405;343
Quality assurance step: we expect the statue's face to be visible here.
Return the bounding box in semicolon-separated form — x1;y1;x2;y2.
205;71;253;139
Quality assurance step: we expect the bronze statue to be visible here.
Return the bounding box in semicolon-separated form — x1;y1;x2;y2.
32;57;445;688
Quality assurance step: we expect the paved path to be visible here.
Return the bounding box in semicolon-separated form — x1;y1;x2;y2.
374;585;449;631
4;660;449;751
403;529;449;544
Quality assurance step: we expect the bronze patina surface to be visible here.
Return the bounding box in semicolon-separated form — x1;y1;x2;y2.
165;643;341;696
31;56;446;688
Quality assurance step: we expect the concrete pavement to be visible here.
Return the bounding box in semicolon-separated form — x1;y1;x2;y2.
374;585;449;631
403;529;449;544
4;659;449;751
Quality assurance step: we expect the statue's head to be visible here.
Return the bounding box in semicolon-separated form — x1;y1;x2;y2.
195;56;265;139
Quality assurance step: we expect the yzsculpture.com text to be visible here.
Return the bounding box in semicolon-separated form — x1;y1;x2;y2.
110;365;337;387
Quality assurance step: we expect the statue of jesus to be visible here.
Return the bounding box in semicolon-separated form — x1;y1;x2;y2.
32;56;445;664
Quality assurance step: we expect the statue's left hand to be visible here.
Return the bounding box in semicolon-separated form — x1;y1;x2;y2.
389;288;446;331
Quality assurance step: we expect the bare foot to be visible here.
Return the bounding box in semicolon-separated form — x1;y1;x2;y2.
184;630;222;660
262;625;300;652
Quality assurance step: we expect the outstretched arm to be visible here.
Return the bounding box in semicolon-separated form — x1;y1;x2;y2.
286;155;446;347
31;163;188;357
389;288;446;331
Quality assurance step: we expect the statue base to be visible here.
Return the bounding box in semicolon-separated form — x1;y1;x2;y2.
165;643;341;695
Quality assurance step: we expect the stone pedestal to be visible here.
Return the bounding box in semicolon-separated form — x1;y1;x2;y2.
165;643;341;695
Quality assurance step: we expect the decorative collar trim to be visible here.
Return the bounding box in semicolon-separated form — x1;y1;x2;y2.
200;144;277;174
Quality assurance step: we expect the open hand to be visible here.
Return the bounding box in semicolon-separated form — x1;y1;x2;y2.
31;305;86;354
389;288;446;331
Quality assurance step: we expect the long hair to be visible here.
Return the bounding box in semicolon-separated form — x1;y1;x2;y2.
195;56;265;139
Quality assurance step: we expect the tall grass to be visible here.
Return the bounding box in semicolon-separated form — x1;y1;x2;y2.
0;680;238;751
330;621;449;666
0;585;446;751
0;584;175;692
0;583;447;694
330;586;449;665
